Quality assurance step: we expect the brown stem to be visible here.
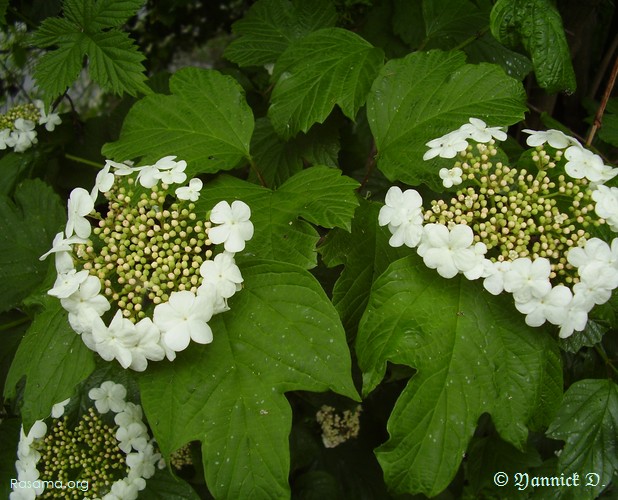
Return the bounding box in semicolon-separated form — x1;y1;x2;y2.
586;54;618;146
357;140;377;192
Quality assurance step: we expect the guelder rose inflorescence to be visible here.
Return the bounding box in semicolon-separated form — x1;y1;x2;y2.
40;156;254;370
10;381;162;500
380;118;618;338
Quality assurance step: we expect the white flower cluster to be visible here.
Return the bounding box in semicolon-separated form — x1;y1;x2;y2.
0;100;61;153
380;119;618;338
10;381;162;500
41;156;254;370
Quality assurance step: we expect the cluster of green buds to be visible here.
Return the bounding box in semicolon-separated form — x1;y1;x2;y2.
10;381;161;500
315;405;363;448
380;118;618;338
42;156;254;371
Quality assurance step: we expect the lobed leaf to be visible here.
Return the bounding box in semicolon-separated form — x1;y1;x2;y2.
196;167;359;269
356;255;562;496
367;50;526;191
490;0;576;93
546;379;618;499
269;27;384;139
103;67;254;175
4;296;96;432
224;0;337;67
138;259;358;498
0;180;65;313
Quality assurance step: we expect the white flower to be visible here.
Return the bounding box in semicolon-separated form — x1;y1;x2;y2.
39;231;85;273
416;223;485;279
459;118;507;143
522;129;578;149
502;257;552;302
378;186;424;248
35;100;62;132
51;398;71;418
199;252;243;300
423;130;469;160
591;185;618;231
175;178;203;201
136;156;187;188
153;290;214;352
567;237;618;272
10;118;38;152
558;293;589;338
61;275;110;323
66;187;94;238
439;167;463;188
114;402;144;429
154;159;187;185
514;284;572;327
136;165;160;189
116;421;149;453
107;159;135;176
129;318;165;372
93;311;141;369
573;262;618;310
126;443;160;480
482;260;512;295
91;162;115;199
0;128;11;150
88;381;127;414
209;200;254;252
103;478;140;500
564;145;617;183
48;269;89;298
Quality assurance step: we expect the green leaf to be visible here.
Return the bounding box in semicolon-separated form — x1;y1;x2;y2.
138;259;358;498
0;0;8;25
367;50;526;191
0;152;35;197
319;199;408;334
4;296;96;431
103;68;254;175
422;0;487;50
356;255;562;496
0;180;65;313
0;419;21;500
546;379;618;500
196;167;359;269
138;467;200;499
224;0;337;67
464;32;533;81
490;0;576;93
269;27;384;139
32;0;149;104
249;118;340;188
84;30;150;96
598;112;618;147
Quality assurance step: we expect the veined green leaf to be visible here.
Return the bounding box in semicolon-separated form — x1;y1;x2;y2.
33;39;85;101
269;27;384;139
356;255;562;496
195;167;359;269
224;0;337;67
367;50;526;191
0;180;65;313
4;296;96;432
103;68;254;175
138;259;358;498
546;379;618;500
490;0;576;93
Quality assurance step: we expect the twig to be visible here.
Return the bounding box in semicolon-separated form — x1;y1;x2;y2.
586;54;618;146
357;140;377;193
65;153;103;168
248;156;267;187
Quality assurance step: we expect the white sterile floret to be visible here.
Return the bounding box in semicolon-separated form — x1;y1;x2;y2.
558;293;590;338
61;275;111;324
88;380;127;414
91;162;115;200
126;443;160;480
522;129;578;149
114;402;144;429
591;185;618;231
482;260;512;295
502;257;552;302
35;100;62;132
0;129;11;150
51;398;71;419
423;130;469;160
116;421;149;453
573;262;618;310
103;478;140;500
416;223;486;279
10;118;38;152
135;164;160;189
92;310;140;369
153;290;214;352
154;158;187;185
199;252;243;304
514;284;573;327
378;186;424;248
459;117;507;143
564;145;617;183
209;200;254;252
175;178;203;201
66;187;95;238
129;318;165;372
48;269;89;298
439;167;463;188
107;159;135;176
567;237;618;272
39;231;85;273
